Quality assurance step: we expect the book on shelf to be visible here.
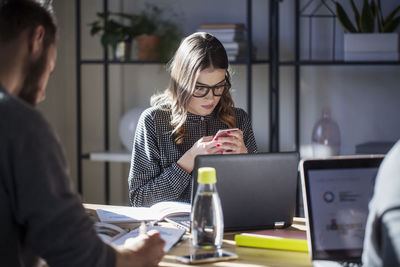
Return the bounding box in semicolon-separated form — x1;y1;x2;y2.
96;201;191;223
222;41;246;51
235;228;308;252
199;23;245;30
198;24;246;43
227;55;246;62
94;222;185;252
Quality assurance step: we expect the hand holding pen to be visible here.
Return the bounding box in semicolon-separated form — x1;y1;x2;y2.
139;221;147;235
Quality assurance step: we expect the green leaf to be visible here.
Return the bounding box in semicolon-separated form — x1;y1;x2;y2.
383;6;400;27
360;0;375;32
383;15;400;32
370;0;376;19
376;0;384;22
336;2;357;33
350;0;361;31
376;3;384;32
90;24;101;36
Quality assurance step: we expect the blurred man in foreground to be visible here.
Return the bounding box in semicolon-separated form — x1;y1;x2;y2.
0;1;165;266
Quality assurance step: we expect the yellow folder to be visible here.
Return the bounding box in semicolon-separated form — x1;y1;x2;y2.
234;229;308;252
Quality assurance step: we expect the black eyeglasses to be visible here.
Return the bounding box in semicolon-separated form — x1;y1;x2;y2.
192;79;231;98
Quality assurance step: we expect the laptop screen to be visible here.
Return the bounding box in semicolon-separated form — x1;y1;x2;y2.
301;156;383;261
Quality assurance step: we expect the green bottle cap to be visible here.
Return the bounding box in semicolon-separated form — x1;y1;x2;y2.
197;167;217;184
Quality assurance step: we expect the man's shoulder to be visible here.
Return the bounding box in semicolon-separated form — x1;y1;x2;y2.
374;141;400;213
0;92;49;137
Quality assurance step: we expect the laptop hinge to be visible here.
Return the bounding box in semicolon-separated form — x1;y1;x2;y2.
274;221;285;228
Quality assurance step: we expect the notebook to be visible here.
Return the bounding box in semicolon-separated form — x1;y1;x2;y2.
166;152;299;232
300;155;384;267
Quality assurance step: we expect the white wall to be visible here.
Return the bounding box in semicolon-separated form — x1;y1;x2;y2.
40;0;400;204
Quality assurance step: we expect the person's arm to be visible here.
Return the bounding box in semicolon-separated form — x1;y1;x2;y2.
128;111;192;207
11;114;115;267
237;108;258;153
381;209;400;267
115;230;165;267
11;113;165;267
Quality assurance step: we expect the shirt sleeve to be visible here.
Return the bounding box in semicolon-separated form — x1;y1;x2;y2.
381;209;400;267
11;114;115;267
362;140;400;266
236;108;258;153
128;111;192;207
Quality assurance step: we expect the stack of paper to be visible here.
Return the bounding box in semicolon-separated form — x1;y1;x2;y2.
96;201;191;223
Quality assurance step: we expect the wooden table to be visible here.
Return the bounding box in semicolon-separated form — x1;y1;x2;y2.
84;204;312;267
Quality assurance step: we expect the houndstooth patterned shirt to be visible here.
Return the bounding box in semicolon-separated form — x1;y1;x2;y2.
128;106;258;207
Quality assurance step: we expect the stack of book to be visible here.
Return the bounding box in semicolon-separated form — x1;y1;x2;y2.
198;23;248;62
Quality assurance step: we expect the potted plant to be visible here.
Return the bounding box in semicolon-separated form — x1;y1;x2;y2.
116;4;183;62
88;12;134;61
335;0;400;61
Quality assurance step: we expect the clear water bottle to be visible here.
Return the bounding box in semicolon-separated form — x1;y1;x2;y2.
191;167;224;249
312;108;341;157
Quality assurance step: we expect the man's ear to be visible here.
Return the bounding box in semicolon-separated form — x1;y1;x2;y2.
28;25;46;57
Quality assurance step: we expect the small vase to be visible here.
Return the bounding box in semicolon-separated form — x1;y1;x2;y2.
311;108;341;158
113;40;132;61
136;34;161;61
119;107;146;151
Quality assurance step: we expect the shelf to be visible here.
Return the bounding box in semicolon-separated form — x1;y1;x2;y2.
76;0;271;204
82;151;131;163
80;59;163;64
280;60;400;66
79;59;270;65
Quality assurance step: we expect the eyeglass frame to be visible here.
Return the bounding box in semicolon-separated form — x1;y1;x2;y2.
192;77;231;98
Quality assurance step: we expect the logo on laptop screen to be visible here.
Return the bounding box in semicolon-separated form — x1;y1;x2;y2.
323;191;335;203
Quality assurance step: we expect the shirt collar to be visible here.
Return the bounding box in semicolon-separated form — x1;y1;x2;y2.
187;108;217;122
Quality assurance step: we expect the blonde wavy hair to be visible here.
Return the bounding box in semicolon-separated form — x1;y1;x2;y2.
151;32;236;144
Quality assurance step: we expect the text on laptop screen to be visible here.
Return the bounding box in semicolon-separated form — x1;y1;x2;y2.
308;167;378;252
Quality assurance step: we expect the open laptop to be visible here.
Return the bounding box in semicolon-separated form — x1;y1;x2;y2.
300;155;384;267
166;152;299;232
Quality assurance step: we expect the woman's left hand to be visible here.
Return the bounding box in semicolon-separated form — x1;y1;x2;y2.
213;129;248;154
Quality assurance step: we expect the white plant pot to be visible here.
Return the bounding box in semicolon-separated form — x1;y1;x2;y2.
344;33;399;61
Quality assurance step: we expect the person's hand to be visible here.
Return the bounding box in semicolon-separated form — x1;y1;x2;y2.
116;230;165;267
177;136;221;173
213;129;248;154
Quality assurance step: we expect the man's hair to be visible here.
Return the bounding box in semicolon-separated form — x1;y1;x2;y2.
0;0;57;47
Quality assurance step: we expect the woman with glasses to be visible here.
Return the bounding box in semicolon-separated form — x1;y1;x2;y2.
128;32;257;207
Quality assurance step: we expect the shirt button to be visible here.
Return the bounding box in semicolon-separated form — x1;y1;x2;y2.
201;117;204;121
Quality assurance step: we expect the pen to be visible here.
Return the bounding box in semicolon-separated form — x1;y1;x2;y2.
139;221;147;235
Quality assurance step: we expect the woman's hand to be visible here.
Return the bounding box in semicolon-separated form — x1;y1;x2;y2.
214;129;248;154
177;136;221;173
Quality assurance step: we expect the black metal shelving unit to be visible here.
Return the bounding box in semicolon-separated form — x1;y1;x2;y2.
75;0;278;203
76;0;399;205
291;0;400;151
290;0;400;217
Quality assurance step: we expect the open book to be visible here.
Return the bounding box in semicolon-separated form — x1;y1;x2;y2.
94;222;185;252
96;201;191;223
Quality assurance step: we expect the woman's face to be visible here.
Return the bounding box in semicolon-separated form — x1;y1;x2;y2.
187;67;227;116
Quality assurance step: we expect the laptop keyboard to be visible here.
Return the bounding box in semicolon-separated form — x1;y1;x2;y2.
338;261;362;267
165;215;191;231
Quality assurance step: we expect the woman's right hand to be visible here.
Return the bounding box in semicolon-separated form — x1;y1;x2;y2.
177;136;220;173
